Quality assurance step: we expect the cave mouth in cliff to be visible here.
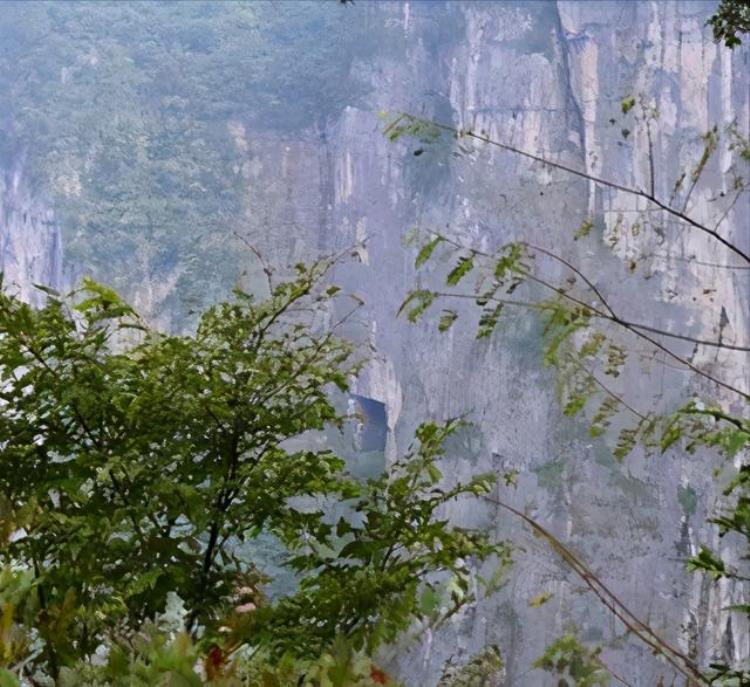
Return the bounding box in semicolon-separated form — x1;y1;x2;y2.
349;394;388;453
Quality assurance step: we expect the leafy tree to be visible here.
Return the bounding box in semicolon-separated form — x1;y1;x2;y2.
0;261;507;683
708;0;750;48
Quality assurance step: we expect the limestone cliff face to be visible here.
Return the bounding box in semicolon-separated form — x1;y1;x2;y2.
0;160;63;305
232;3;749;683
1;2;747;685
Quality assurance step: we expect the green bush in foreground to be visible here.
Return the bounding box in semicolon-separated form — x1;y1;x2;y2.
0;262;507;684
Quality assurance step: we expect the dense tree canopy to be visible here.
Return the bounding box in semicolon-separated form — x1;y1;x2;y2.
0;264;506;684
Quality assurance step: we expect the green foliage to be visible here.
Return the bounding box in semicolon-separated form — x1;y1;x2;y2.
493;243;528;284
574;218;594;241
688;547;728;580
707;0;750;48
397;289;436;323
542;304;593;368
253;418;507;658
705;661;750;686
682;404;750;457
382;113;442;145
603;344;626;378
476;304;504;340
528;591;554;608
533;635;609;686
0;670;18;687
728;121;750;162
446;256;475;287
579;333;606;360
612;427;639;461
0;2;380;319
438;310;459;333
620;96;636;115
0;568;35;672
0;266;505;680
0;262;351;673
390;86;750;685
403;234;530;343
692;126;720;182
415;236;444;268
437;645;504;687
57;629;400;686
589;398;619;438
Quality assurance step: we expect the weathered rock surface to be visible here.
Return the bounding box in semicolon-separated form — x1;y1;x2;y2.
1;2;747;684
0;159;63;304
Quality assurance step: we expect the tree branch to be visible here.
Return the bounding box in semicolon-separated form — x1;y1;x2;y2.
398;115;750;263
484;494;709;685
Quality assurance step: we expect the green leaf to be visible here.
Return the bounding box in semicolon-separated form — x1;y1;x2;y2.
528;591;553;608
438;310;459;332
397;289;436;322
446;256;474;286
579;332;606;358
726;430;750;456
688;547;727;579
477;303;504;339
614;427;639;460
419;586;440;615
621;96;636;114
574;218;594;240
0;669;20;687
415;236;443;268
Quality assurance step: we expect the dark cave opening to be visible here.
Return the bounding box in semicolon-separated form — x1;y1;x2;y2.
349;393;388;453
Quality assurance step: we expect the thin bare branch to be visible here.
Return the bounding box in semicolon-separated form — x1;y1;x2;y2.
644;252;750;271
566;353;649;422
713;186;747;232
435;232;750;352
646;118;656;199
404;116;750;263
484;494;709;685
232;231;274;291
522;241;617;318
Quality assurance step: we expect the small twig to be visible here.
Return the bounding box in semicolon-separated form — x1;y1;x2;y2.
232;231;274;291
597;655;637;687
643;252;750;271
401;115;750;263
713;186;746;232
646;118;656;199
484;494;710;685
522;241;617;318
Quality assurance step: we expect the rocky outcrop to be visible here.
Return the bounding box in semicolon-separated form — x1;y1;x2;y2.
0;160;64;305
2;2;747;684
265;3;747;684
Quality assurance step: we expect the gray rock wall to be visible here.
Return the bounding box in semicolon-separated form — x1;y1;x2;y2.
232;3;749;683
0;159;64;304
1;2;747;684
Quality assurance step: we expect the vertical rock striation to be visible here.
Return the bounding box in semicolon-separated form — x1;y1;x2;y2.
0;159;64;304
2;1;747;684
270;2;747;683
